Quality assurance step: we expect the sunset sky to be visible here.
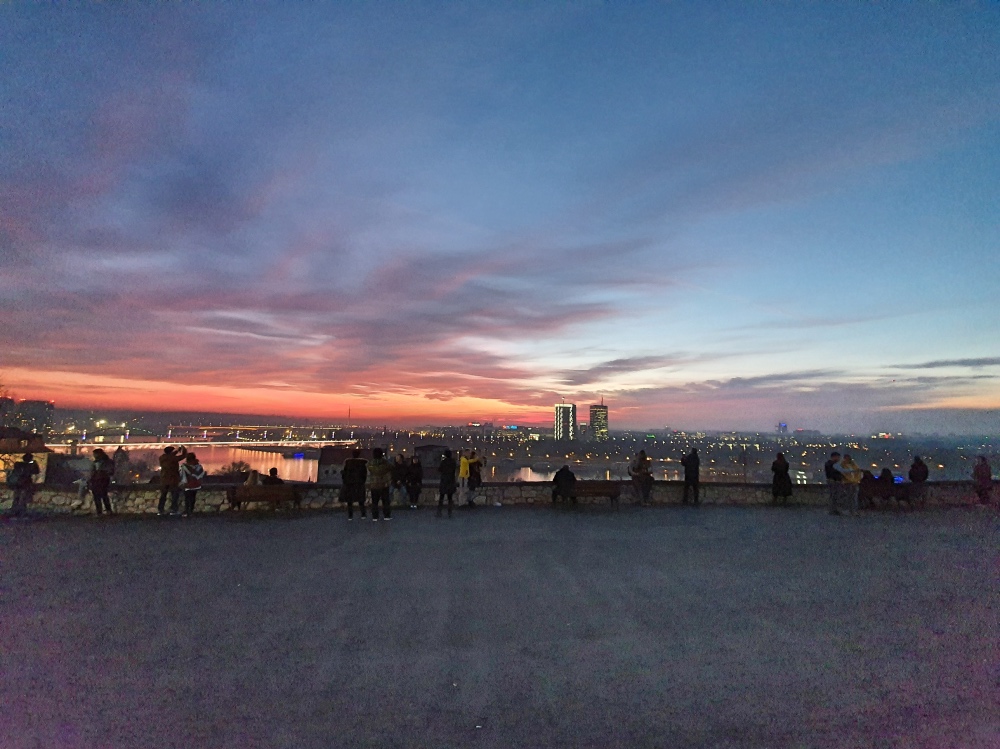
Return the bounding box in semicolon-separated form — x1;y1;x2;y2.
2;4;999;432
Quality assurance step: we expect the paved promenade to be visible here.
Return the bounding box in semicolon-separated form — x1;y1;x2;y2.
2;506;997;748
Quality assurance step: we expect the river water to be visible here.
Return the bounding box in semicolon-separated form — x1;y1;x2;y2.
56;443;584;481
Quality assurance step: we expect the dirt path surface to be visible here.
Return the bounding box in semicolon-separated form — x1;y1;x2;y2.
2;506;997;748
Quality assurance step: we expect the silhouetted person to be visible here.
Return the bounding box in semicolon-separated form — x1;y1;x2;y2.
681;449;700;504
367;448;392;521
113;446;130;483
825;451;845;515
7;453;39;517
341;449;367;520
158;445;187;516
261;467;284;486
459;450;472;506
908;456;929;505
973;456;993;504
877;468;896;506
771;452;792;505
390;455;407;506
405;456;423;509
840;454;862;514
858;470;878;509
468;451;485;506
90;448;115;516
629;450;653;504
179;452;205;517
438;449;457;518
552;465;577;504
244;470;261;486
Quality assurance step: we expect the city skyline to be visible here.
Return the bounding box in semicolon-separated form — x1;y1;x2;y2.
2;5;999;434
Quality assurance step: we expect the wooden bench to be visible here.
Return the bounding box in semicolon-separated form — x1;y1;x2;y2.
552;480;623;505
227;484;301;511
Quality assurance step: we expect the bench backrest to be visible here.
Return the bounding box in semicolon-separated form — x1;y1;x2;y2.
232;485;299;501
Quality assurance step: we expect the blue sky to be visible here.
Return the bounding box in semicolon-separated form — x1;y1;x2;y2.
1;3;998;432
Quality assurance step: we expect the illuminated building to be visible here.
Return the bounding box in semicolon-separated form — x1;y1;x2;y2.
554;403;577;442
590;403;609;442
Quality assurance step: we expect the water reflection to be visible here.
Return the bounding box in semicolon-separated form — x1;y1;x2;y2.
100;446;317;483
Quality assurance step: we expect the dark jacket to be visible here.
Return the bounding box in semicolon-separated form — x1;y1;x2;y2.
771;459;792;498
439;456;457;494
159;449;186;488
908;460;928;483
824;459;844;482
341;458;367;487
90;456;115;492
405;461;424;489
390;459;407;487
553;466;577;495
468;457;483;490
682;452;700;482
9;459;39;489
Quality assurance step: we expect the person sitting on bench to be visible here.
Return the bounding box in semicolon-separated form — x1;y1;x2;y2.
261;467;284;486
552;465;577;503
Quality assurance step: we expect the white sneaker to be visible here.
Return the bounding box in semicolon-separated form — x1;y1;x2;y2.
493;502;502;507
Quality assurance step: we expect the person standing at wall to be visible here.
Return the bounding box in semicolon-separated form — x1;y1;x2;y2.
340;449;368;520
629;450;653;504
467;451;485;507
681;449;700;505
438;449;457;518
840;454;863;514
367;448;392;521
158;445;187;516
390;454;407;507
405;456;423;509
6;453;39;518
907;456;929;506
89;448;115;516
973;456;993;504
458;450;471;506
113;446;130;484
178;452;206;518
771;452;792;505
825;451;845;515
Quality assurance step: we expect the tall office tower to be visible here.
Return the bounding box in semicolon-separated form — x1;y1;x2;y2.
590;403;609;442
554;403;577;442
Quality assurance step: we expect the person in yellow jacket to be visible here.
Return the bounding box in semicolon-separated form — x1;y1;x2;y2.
840;454;863;514
458;450;472;507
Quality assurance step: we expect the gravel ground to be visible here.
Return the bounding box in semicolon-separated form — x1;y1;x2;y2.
1;505;997;748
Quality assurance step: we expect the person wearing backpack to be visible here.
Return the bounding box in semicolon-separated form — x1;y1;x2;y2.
178;452;206;518
6;453;39;518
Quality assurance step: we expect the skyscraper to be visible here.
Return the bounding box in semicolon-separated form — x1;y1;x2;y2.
590;403;609;442
554;403;577;442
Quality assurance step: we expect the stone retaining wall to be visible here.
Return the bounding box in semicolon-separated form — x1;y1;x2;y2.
0;480;990;516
